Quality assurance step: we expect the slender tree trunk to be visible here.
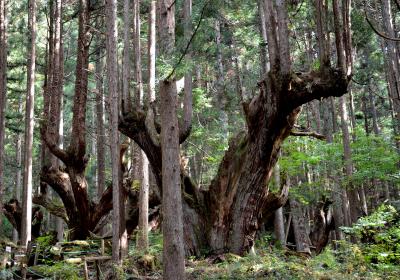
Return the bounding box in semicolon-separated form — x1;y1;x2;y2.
322;99;344;240
273;164;285;246
348;91;357;138
315;0;329;66
339;95;361;224
122;0;131;112
369;89;380;135
361;93;370;135
148;1;156;104
13;100;22;243
258;0;269;75
381;0;400;139
106;0;122;263
137;0;157;252
215;19;228;143
22;0;36;248
95;46;105;201
0;0;6;234
133;0;149;253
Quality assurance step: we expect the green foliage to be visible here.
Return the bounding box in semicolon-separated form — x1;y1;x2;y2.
342;204;400;266
33;261;81;280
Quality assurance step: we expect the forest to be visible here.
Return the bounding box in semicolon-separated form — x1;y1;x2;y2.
0;0;400;279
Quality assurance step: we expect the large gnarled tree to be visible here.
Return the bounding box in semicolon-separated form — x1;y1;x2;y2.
119;0;351;255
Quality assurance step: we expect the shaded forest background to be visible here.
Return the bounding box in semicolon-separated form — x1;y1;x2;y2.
0;0;399;278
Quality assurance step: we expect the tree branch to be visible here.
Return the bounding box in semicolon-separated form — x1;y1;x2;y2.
166;0;210;80
33;195;68;222
364;8;400;42
145;104;161;147
290;130;326;140
40;167;77;220
287;68;349;112
40;123;69;164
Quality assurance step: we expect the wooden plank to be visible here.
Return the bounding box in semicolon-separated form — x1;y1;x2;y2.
85;256;111;262
83;259;89;280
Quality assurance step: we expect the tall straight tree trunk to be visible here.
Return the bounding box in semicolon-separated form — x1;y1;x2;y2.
158;0;185;278
339;95;361;224
95;46;105;201
49;0;64;241
122;0;131;112
369;89;380;135
133;0;148;252
22;0;36;248
258;0;269;75
322;99;344;240
13;99;23;242
381;0;400;141
215;19;228;143
332;0;361;225
105;0;122;264
137;0;157;252
0;0;6;233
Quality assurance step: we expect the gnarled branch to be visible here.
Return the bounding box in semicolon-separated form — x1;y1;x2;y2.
290;126;326;140
33;195;68;222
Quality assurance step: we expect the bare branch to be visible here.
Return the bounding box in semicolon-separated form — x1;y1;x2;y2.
364;8;400;42
290;130;326;140
166;0;210;80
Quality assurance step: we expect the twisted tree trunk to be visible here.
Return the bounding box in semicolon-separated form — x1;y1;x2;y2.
120;67;349;255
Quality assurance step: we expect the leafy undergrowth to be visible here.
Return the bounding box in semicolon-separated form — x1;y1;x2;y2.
2;204;400;279
127;229;400;280
185;244;399;280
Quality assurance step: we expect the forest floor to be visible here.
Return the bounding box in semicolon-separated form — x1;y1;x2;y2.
124;231;400;280
1;234;399;279
2;203;400;279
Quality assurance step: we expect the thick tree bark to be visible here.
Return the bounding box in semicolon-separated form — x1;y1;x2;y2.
0;0;6;234
120;66;349;255
37;0;116;241
290;197;311;255
157;1;186;278
4;200;43;239
309;199;334;253
160;81;186;279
